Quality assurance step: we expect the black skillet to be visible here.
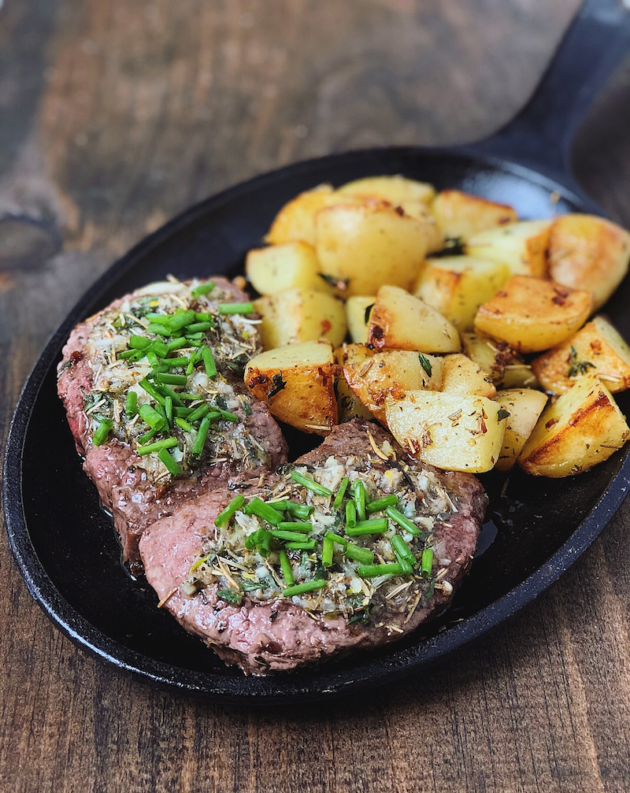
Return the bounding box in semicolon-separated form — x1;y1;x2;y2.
4;0;630;704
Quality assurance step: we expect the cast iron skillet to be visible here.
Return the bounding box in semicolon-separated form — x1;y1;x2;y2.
4;0;630;704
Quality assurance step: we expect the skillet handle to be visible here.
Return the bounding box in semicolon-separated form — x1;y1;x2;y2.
474;0;630;184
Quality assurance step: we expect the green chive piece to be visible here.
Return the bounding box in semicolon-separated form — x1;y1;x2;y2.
270;530;311;542
191;416;212;457
187;404;210;423
138;403;166;431
118;349;144;361
346;501;357;529
421;548;434;578
366;495;398;514
279;550;295;586
195;312;212;322
161;357;189;368
322;535;335;567
186;321;213;333
147;350;161;369
202;347;217;378
139;378;166;406
158;448;181;476
166;338;188;352
282;579;326;598
353;479;367;521
277;522;312;532
184;332;204;341
175;417;195;432
385;506;421;537
214;494;245;527
258;529;272;557
136;437;178;456
155;372;188;385
356;562;412;578
129;334;151;350
345;544;375;565
186;340;203;347
165;396;173;427
244;528;263;550
333;477;349;509
286;501;314;519
285;540;316;550
391;535;414;565
217;408;238;423
125;391;137;417
147;323;174;337
325;531;348;548
290;471;332;497
266;500;288;511
145;313;171;324
137;428;158;445
217;302;254;315
345;519;388;537
186;349;198;376
173;407;195;417
191;281;215;298
243;498;283;526
168;310;196;332
156;383;185;407
151;340;169;357
92;419;113;447
176;393;208;401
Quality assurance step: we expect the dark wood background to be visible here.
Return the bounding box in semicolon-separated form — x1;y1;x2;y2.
2;1;630;790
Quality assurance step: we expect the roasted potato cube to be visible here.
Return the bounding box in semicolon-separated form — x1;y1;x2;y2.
413;255;510;331
493;389;548;472
334;348;374;421
246;241;331;296
461;333;537;388
432;190;517;240
244;341;337;435
315;203;430;296
548;214;630;310
397;200;444;253
518;374;630;477
368;285;460;353
343;348;443;425
265;184;338;246
466;220;551;277
532;316;630;395
337;175;435;205
254;288;347;350
474;276;592;353
385;390;507;473
346;296;376;344
441;354;496;398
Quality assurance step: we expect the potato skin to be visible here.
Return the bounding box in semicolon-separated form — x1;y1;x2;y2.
441;354;496;398
254;288;347;350
346;296;376;344
337;175;435;205
466;220;551;278
494;389;548;472
265;184;336;246
432;190;517;240
474;275;593;353
246;242;332;296
548;214;630;310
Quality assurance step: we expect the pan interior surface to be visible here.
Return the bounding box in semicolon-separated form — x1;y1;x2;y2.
8;149;630;701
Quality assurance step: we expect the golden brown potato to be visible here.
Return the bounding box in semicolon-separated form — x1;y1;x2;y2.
493;389;548;472
346;296;376;344
337;175;435;206
461;333;537;389
265;184;337;246
385;390;507;473
518;374;630;477
441;354;496;398
244;341;337;435
368;285;461;353
431;190;517;240
466;220;551;277
532;316;630;395
315;203;430;296
548;214;630;310
343;347;443;425
413;255;510;331
397;200;444;253
474;276;593;353
254;288;347;350
334;348;374;422
246;241;332;296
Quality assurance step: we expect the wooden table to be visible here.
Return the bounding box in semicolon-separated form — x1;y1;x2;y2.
2;1;630;790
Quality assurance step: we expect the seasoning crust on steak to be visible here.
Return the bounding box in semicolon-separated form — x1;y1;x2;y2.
140;420;486;674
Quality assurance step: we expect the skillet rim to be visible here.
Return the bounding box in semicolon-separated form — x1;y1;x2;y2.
4;145;628;704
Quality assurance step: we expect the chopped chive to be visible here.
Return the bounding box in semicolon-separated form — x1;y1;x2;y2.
346;501;357;529
366;495;398;514
217;408;238;423
186;321;213;333
165;396;173;427
177;393;208;401
243;497;283;526
385;506;421;537
138;403;166;431
356;562;412;578
118;349;144;361
277;522;312;532
155;373;188;385
279;550;295;587
92;419;113;446
245;528;264;550
285;540;316;550
145;313;171;323
191;416;212;457
391;535;414;565
174;407;195;417
186;404;209;423
353;479;367;521
290;471;332;497
147;350;161;369
282;579;326;597
166;338;188;352
322;535;335;567
147;323;174;337
191;281;215;298
158;448;181;476
175;417;195;432
333;477;349;509
139;378;166;406
137;428;158;445
258;530;272;557
161;357;189;368
154;404;167;423
286;501;314;519
168;310;196;331
266;500;288;511
136;437;178;456
195;312;212;322
325;531;348;548
184;332;204;341
345;519;389;537
186;349;199;376
156;383;185;407
125;391;137;416
345;544;375;565
151;340;169;357
186;340;203;347
202;347;217;378
217;302;254;315
270;530;312;542
421;548;434;578
214;494;245;527
129;334;151;350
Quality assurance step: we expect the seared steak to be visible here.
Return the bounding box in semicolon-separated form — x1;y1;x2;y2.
58;277;288;569
140;420;486;674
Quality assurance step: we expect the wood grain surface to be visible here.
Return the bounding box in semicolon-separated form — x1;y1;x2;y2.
2;1;630;791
